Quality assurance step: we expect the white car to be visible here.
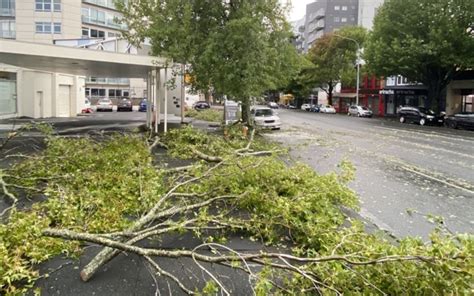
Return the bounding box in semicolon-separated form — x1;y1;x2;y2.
251;106;281;130
301;104;311;111
96;98;114;112
320;105;336;114
348;105;373;117
268;102;279;109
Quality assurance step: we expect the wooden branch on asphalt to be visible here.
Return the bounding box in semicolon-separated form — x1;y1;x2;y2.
191;148;224;163
43;227;449;295
0;175;18;218
78;161;227;282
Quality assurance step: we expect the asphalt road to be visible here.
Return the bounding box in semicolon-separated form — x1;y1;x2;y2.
267;109;474;239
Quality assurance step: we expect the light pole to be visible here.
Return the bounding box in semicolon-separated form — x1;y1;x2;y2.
333;34;361;106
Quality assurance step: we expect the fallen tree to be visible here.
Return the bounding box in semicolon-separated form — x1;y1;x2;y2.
0;125;472;295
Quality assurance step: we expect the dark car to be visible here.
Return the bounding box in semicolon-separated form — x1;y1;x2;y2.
398;106;444;126
309;105;320;112
445;113;474;130
138;99;152;112
117;98;133;112
193;101;211;110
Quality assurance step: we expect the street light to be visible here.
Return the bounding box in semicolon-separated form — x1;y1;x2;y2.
333;34;361;106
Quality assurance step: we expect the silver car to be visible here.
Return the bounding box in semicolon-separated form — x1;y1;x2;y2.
251;106;281;130
96;98;114;112
348;105;373;117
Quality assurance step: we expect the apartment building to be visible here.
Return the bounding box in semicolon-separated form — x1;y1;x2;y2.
0;0;152;119
304;0;359;52
357;0;384;30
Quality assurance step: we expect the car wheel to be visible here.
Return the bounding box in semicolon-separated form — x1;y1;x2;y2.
347;112;351;116
400;116;405;123
357;113;361;117
449;121;458;129
419;118;426;126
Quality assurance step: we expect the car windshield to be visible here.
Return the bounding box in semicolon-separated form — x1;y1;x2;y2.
255;109;273;117
326;105;332;108
418;107;435;115
362;107;369;110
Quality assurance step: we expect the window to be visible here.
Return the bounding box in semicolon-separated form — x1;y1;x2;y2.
53;22;61;33
90;88;106;97
90;29;105;38
36;22;60;34
334;5;340;10
342;6;347;11
35;22;51;33
334;17;340;22
85;88;90;96
36;0;60;11
341;17;347;22
82;27;89;37
108;89;122;97
123;90;130;97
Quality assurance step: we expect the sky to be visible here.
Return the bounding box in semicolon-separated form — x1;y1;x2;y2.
280;0;313;22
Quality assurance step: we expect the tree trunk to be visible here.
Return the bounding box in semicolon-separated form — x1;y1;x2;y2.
327;82;334;106
241;98;252;126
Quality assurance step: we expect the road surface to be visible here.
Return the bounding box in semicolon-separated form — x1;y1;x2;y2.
267;109;474;238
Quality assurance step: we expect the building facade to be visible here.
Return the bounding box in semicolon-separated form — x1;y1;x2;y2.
0;0;157;119
304;0;359;52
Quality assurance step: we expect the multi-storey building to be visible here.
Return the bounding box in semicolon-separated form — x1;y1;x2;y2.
303;0;359;52
357;0;384;30
0;0;147;110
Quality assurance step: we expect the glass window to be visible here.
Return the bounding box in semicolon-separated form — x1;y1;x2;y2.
36;0;53;11
98;89;106;97
53;23;61;33
123;90;129;97
82;27;89;37
334;5;340;10
341;17;347;22
44;22;51;32
91;88;99;96
85;88;90;96
90;29;98;37
53;0;60;11
334;17;340;22
98;30;105;38
108;89;115;97
342;6;347;11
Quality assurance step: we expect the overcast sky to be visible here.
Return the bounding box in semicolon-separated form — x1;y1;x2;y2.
281;0;313;21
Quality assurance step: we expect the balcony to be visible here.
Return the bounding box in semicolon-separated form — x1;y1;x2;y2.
0;8;14;16
86;77;130;85
82;15;128;30
82;0;117;10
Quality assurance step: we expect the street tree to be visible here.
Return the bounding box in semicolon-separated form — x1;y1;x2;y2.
307;26;367;105
118;0;300;125
365;0;474;112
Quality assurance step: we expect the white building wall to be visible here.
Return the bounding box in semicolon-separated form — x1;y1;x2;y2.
358;0;384;30
15;0;82;43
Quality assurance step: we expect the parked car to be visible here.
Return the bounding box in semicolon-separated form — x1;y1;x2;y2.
251;106;281;130
96;98;113;112
138;99;150;112
444;113;474;130
82;98;93;113
309;105;320;112
398;106;444;126
117;98;133;112
320;105;336;114
193;101;211;110
288;104;296;109
301;104;311;111
348;105;373;117
268;102;279;109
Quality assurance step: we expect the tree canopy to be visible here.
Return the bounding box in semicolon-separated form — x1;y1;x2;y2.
117;0;301;124
305;26;367;105
365;0;474;111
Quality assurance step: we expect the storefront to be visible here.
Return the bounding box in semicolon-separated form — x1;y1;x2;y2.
380;88;428;116
0;71;17;117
